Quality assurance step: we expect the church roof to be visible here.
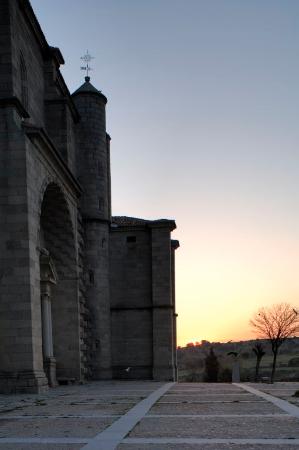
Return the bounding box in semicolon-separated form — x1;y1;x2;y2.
111;216;176;229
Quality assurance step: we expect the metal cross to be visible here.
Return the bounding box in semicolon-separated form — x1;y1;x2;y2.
80;50;94;79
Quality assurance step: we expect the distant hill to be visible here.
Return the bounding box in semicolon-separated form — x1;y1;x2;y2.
178;337;299;382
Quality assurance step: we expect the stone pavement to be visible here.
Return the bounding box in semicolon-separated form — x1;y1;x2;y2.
0;381;299;449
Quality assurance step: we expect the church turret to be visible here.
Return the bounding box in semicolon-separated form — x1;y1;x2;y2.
72;76;112;379
72;76;110;219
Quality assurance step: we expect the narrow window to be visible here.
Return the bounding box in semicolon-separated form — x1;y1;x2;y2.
20;53;28;110
89;270;94;285
127;236;136;243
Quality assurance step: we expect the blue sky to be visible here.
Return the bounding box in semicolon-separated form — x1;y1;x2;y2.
31;0;299;344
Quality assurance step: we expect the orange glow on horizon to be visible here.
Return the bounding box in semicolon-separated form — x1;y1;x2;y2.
174;215;299;348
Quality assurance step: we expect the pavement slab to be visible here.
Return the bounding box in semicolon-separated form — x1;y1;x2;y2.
245;383;299;408
1;381;299;450
0;417;115;438
149;400;285;415
119;442;299;450
176;383;242;388
80;382;175;450
236;383;299;418
128;416;299;439
1;402;132;417
166;388;246;393
0;445;83;450
158;394;262;403
119;444;299;450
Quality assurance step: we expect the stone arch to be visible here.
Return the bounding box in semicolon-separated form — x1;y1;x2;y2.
38;177;76;231
39;182;81;384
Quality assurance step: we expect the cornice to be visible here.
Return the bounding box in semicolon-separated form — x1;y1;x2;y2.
0;97;29;118
111;305;174;311
45;95;80;124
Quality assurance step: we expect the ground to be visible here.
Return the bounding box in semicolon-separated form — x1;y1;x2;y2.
0;381;298;449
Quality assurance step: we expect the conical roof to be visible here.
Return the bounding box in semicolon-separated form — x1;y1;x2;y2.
72;77;107;103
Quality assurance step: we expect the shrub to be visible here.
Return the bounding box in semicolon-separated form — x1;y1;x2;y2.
184;372;202;382
218;367;232;382
288;357;299;367
204;348;219;382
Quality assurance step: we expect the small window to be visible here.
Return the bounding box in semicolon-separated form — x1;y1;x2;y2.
89;270;94;285
127;236;136;243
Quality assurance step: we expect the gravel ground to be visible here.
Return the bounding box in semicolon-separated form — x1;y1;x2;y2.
0;381;298;450
128;416;299;439
119;445;299;450
148;401;285;415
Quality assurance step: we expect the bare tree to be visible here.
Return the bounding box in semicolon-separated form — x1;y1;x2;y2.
252;342;265;382
250;303;299;383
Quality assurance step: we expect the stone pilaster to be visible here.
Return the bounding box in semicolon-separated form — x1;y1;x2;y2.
0;106;48;393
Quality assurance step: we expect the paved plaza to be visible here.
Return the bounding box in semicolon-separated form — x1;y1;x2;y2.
0;381;298;449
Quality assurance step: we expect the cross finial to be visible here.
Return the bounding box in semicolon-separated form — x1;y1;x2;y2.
80;50;94;80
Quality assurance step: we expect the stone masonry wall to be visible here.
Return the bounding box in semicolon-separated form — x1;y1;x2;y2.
0;0;178;390
0;106;46;393
23;127;81;385
73;88;112;379
0;0;13;98
110;228;153;379
10;0;45;126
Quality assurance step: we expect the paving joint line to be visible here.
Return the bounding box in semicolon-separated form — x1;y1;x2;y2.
122;438;299;445
81;381;176;450
0;438;90;444
145;413;287;418
0;414;121;419
157;400;267;404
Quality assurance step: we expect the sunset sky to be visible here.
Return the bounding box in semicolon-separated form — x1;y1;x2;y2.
31;0;299;346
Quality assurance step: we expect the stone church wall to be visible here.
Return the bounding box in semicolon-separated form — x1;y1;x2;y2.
0;107;38;392
0;0;13;98
0;0;178;393
25;134;81;381
10;0;45;126
110;228;153;379
0;0;84;392
110;221;178;381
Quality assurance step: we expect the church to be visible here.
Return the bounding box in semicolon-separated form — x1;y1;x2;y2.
0;0;179;393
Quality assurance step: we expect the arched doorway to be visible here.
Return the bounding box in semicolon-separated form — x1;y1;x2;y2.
39;183;80;386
